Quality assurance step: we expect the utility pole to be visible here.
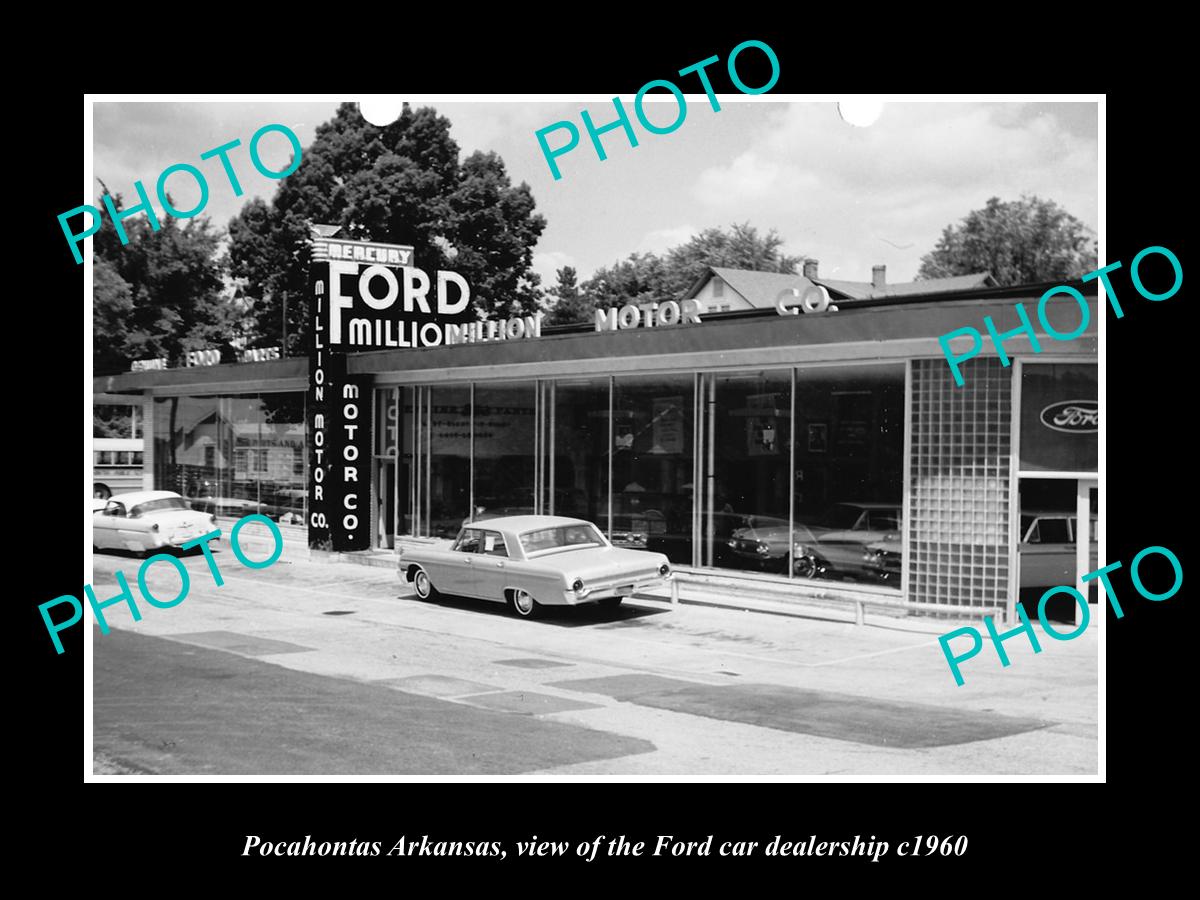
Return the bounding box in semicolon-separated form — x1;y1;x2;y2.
282;290;289;357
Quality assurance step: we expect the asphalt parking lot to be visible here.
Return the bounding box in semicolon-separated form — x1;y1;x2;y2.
89;526;1098;776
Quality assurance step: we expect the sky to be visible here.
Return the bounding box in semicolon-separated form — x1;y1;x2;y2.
92;98;1098;287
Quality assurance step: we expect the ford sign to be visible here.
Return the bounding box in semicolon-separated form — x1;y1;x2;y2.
1040;400;1098;433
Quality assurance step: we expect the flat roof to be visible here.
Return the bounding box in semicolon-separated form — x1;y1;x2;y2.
93;281;1098;394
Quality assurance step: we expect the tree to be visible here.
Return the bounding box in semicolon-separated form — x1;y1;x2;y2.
581;253;671;312
446;151;546;320
543;222;803;321
93;257;134;375
227;103;546;346
543;266;592;326
92;189;231;375
661;222;804;297
917;195;1097;286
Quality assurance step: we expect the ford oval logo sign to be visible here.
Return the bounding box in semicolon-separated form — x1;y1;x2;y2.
1040;400;1098;433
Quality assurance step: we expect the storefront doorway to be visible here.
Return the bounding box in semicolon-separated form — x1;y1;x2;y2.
1015;359;1099;627
1017;478;1097;624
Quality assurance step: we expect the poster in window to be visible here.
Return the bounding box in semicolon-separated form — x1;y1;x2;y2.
808;422;828;454
650;397;684;454
748;416;779;456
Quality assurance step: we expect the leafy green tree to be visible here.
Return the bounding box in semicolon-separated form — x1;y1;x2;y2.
446;151;545;319
93;257;134;375
92;190;231;375
563;223;803;314
581;253;671;311
227;103;546;345
543;265;591;325
661;222;803;297
917;195;1097;286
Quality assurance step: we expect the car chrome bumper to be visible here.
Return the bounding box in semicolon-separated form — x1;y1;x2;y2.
563;574;670;605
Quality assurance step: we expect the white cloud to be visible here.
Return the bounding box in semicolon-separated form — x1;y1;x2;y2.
636;224;698;255
690;102;1098;281
532;250;576;286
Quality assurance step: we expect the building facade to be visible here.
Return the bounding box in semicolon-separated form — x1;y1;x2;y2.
94;279;1098;624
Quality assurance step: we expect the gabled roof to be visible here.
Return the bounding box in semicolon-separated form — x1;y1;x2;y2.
815;272;997;300
685;265;997;305
684;267;817;307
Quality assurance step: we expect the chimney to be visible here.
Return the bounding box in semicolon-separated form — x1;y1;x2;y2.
872;264;886;291
803;259;819;279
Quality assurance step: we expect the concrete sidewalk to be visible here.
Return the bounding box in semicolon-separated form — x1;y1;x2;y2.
231;522;1015;635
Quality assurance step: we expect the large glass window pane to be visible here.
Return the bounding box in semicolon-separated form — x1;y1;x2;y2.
154;395;222;506
708;370;793;574
428;385;471;538
399;387;417;536
473;382;536;522
792;364;905;586
154;394;307;524
373;387;399;549
552;378;611;533
259;393;306;526
612;375;694;560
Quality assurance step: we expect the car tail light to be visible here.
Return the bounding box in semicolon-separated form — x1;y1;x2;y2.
209;515;217;527
572;578;585;592
151;523;159;532
659;563;670;576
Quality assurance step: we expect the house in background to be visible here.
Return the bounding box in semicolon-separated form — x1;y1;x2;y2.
684;261;997;311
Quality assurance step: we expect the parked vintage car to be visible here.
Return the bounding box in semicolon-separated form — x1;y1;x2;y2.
1019;511;1098;588
92;490;218;555
727;502;902;581
398;515;672;618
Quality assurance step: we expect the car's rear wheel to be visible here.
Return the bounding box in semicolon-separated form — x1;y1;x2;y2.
509;589;538;618
412;567;439;601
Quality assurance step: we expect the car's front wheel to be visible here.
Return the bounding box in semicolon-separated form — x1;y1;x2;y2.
509;589;538;618
412;567;439;601
794;556;819;578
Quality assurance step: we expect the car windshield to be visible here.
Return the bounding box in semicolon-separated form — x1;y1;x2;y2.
824;504;867;529
129;497;191;516
519;523;606;556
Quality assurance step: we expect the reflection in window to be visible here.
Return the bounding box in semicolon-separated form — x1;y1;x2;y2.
552;379;610;532
426;386;472;537
792;365;904;586
473;382;536;524
613;375;694;561
153;393;306;526
707;370;792;574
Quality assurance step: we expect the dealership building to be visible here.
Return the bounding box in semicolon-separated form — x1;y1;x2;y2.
93;252;1099;624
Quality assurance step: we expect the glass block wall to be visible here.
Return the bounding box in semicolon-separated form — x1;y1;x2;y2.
908;358;1013;618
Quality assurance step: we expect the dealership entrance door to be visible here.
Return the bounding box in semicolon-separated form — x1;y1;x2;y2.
1016;360;1098;626
1016;478;1097;625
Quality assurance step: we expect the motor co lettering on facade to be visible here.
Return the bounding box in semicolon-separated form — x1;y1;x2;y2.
595;299;703;332
775;284;835;315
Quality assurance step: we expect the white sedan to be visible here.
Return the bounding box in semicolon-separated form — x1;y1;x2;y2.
92;490;218;555
398;515;672;618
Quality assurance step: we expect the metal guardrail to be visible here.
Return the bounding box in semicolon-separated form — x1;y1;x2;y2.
663;568;1004;626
